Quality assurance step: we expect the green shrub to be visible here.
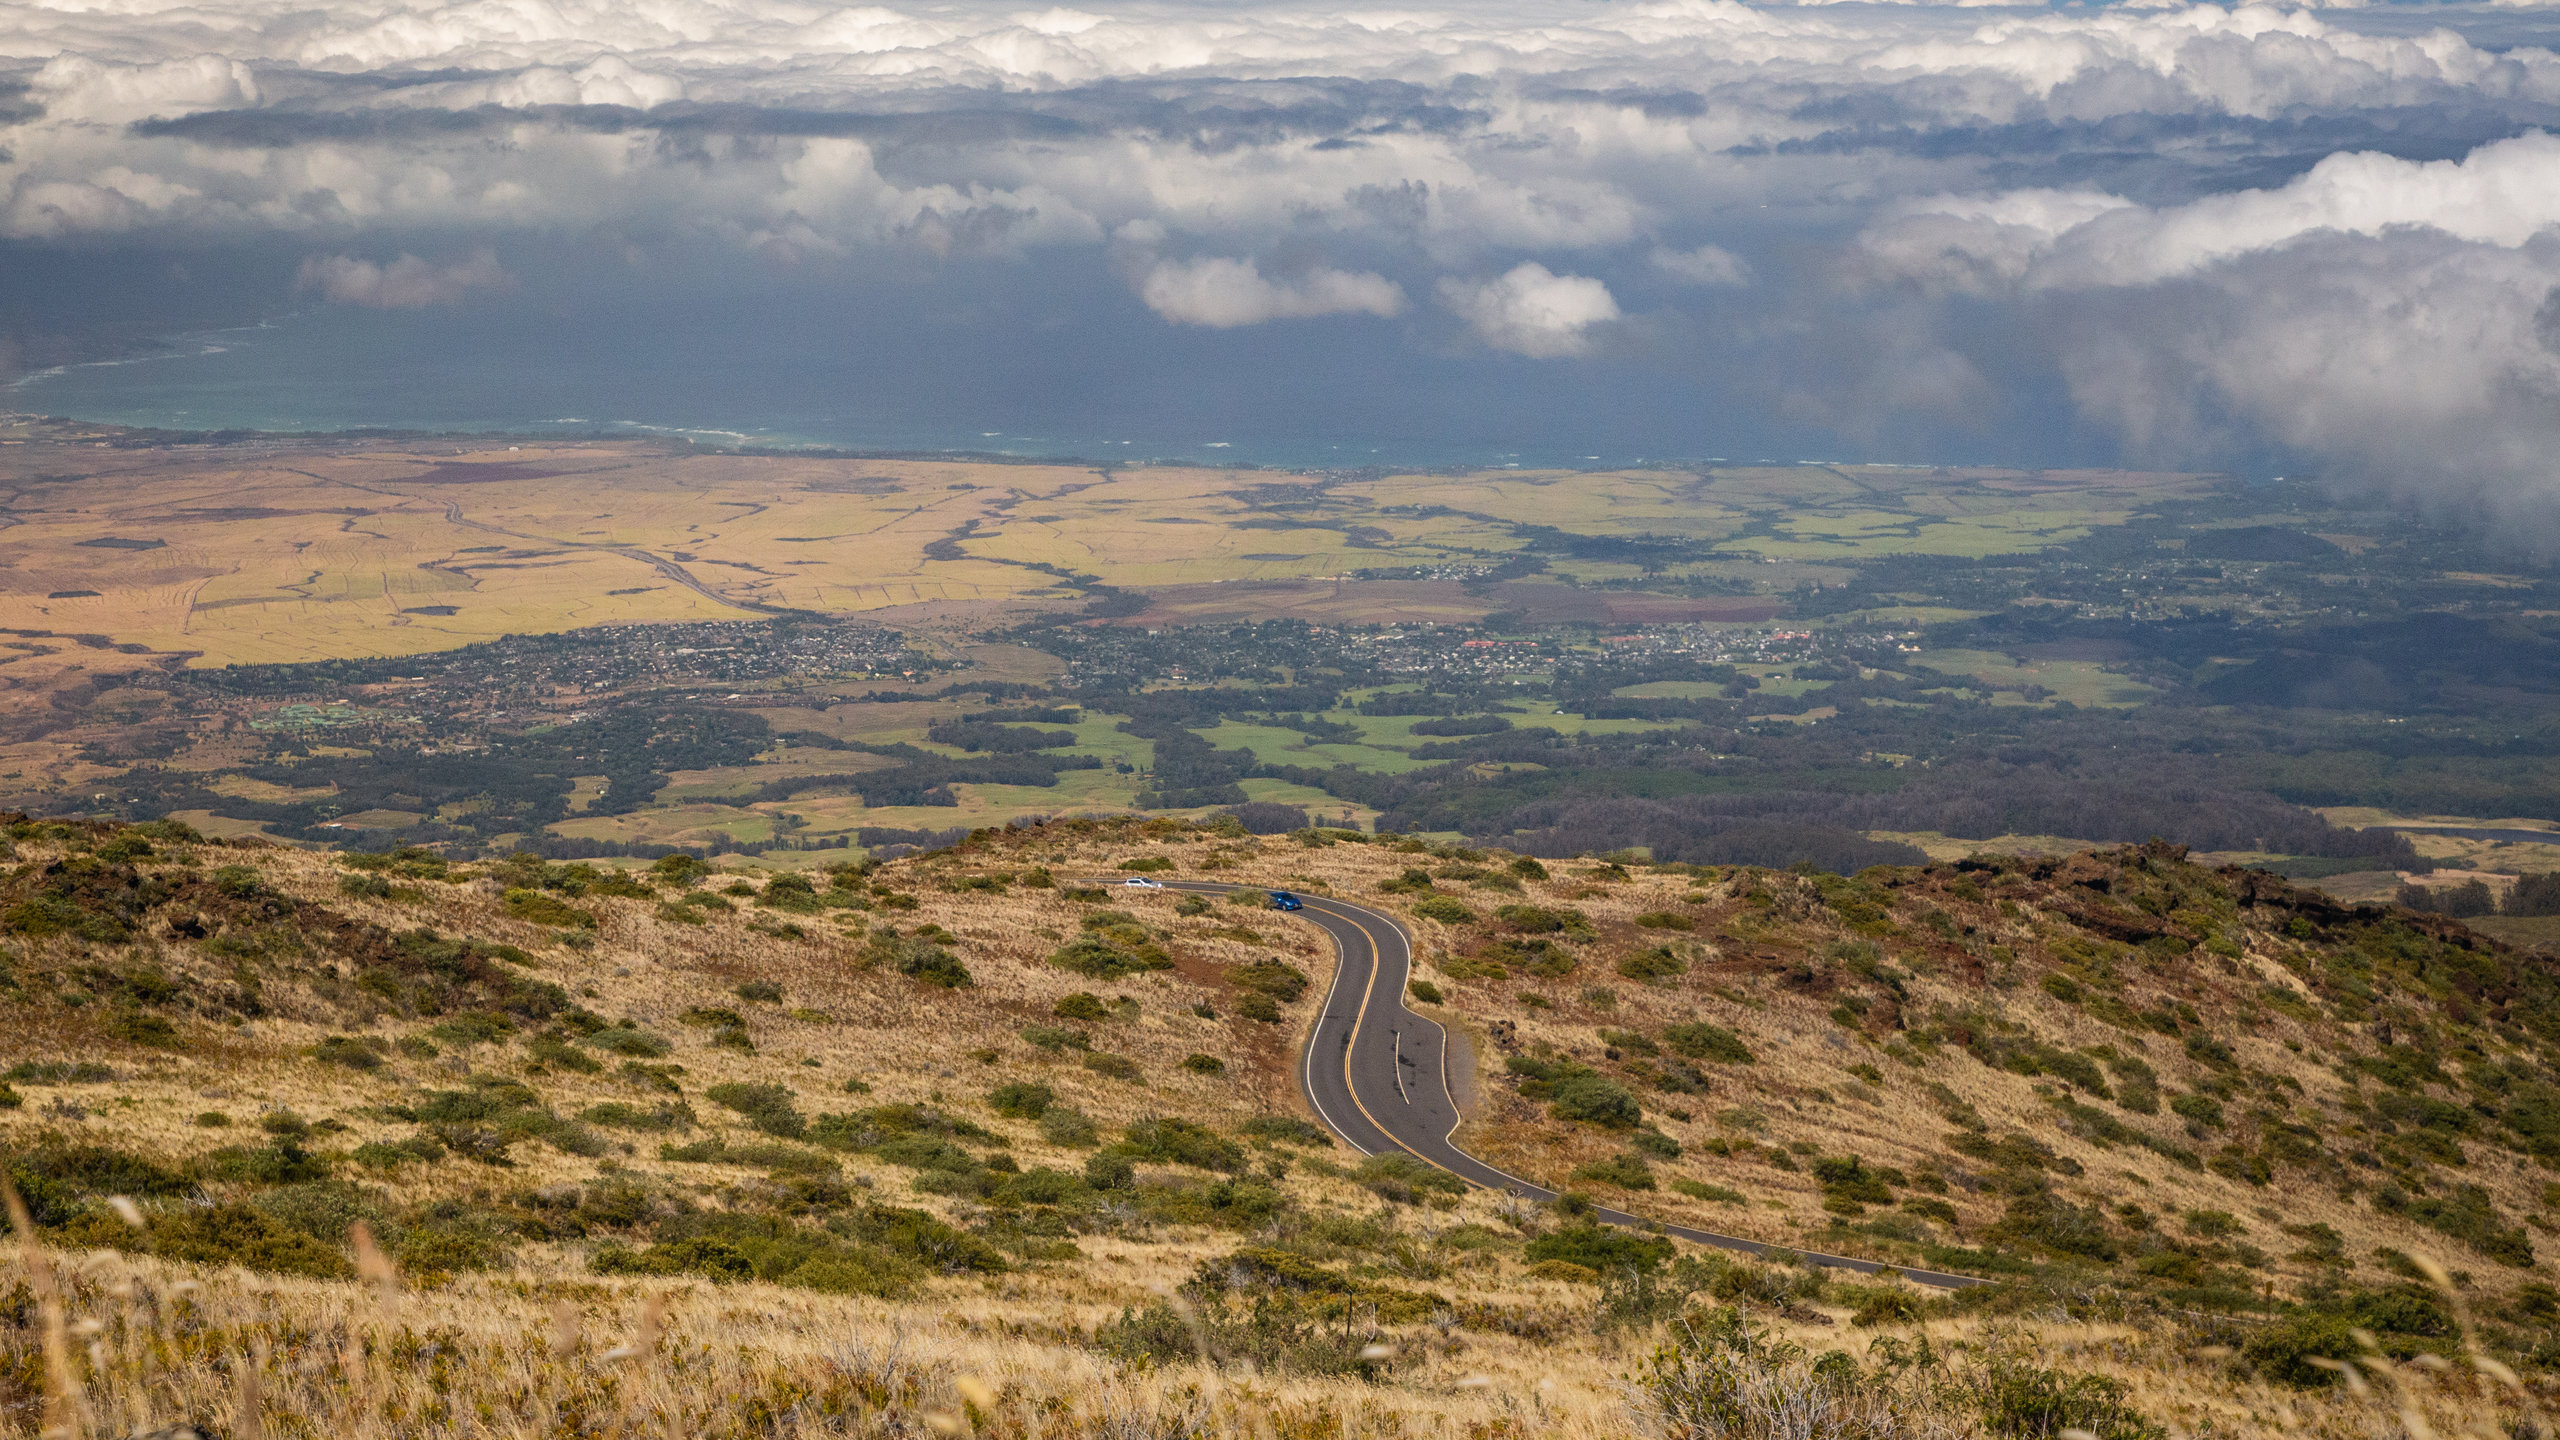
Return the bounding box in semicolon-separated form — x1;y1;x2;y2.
2240;1313;2360;1387
339;873;398;900
1356;1152;1465;1203
5;1062;115;1085
579;1102;693;1132
659;1137;839;1175
1411;895;1476;924
1662;1022;1755;1065
1633;912;1694;931
1236;995;1282;1023
652;854;714;883
527;1035;604;1074
148;1202;353;1279
1119;1117;1246;1172
351;1136;445;1171
869;935;973;988
3;1140;191;1227
704;1082;808;1138
1989;1187;2118;1261
1548;1074;1643;1129
1181;1053;1225;1075
1020;1023;1092;1052
503;888;597;929
1082;1052;1143;1083
1232;959;1309;1002
735;980;785;1003
1847;1287;1924;1327
2403;1184;2536;1267
1117;857;1174;872
311;1035;390;1070
592;1235;757;1282
1407;979;1444;1004
1962;1351;2164;1440
1616;947;1688;983
1526;1223;1671;1275
1811;1155;1893;1207
1054;992;1110;1021
1041;1107;1100;1147
586;1026;673;1057
1085;1152;1136;1190
108;1011;180;1048
988;1082;1054;1119
1046;935;1169;980
212;865;265;899
1239;1116;1332;1147
1671;1180;1744;1204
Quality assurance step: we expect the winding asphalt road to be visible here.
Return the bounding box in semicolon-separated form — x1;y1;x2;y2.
1138;879;1987;1290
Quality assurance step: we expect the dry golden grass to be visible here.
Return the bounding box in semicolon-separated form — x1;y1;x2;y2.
2;1228;2542;1439
4;820;2558;1438
0;424;2231;673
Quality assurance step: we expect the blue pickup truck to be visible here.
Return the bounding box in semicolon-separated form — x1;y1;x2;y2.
1267;890;1303;911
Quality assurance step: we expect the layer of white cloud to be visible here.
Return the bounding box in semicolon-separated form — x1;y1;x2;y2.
1857;135;2560;542
6;0;2560;528
1870;133;2560;290
296;248;513;307
1139;256;1404;327
1439;262;1620;356
1651;243;1752;286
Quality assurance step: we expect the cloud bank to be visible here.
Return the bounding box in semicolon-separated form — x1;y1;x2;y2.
6;0;2560;538
1440;263;1620;357
1139;256;1404;327
296;248;512;308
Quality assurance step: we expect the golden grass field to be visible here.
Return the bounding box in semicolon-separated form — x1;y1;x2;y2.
0;421;2220;670
0;815;2554;1436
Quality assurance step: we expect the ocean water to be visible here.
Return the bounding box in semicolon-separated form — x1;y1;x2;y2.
9;298;1694;472
4;253;2082;474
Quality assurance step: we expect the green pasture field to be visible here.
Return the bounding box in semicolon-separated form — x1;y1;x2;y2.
1911;649;2159;708
1193;720;1430;774
1611;680;1728;699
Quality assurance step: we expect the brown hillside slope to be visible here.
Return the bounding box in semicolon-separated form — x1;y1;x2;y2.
0;815;2554;1438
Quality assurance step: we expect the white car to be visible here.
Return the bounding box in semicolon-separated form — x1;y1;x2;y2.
1120;876;1166;889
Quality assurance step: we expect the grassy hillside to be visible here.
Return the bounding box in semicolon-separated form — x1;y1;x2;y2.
0;815;2554;1437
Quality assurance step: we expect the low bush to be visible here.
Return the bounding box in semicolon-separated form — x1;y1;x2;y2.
1616;947;1689;983
868;934;972;988
1356;1152;1466;1204
1663;1022;1755;1065
1081;1052;1143;1083
579;1102;693;1132
1053;992;1110;1021
585;1026;673;1057
1240;1116;1332;1147
1117;1118;1246;1173
987;1082;1054;1119
311;1035;389;1070
1527;1223;1672;1275
704;1082;808;1138
1040;1107;1100;1147
1572;1153;1656;1190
